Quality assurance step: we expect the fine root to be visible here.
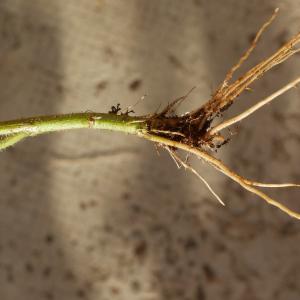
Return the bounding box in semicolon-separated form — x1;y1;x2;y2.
165;145;225;206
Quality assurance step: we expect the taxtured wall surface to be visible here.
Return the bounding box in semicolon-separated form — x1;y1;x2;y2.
0;1;300;300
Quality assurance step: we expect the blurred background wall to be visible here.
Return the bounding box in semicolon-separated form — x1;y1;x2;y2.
0;1;300;299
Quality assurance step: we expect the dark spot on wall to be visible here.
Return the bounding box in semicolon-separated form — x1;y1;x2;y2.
56;248;65;258
70;239;79;247
207;31;217;45
203;263;216;282
195;284;206;300
42;266;52;278
6;274;14;283
175;266;183;277
134;240;147;259
184;237;198;251
79;202;87;211
103;223;114;233
165;247;178;265
25;262;34;274
8;239;16;250
32;248;42;258
248;32;256;43
194;0;203;6
130;203;142;213
76;288;86;298
276;29;289;47
9;176;18;187
86;244;95;253
110;286;120;295
45;233;54;245
214;241;227;253
130;280;141;292
200;229;208;240
64;269;76;282
175;288;185;298
279;221;298;236
104;46;114;57
168;54;184;70
56;83;64;94
44;291;54;300
95;80;108;96
129;79;142;91
6;266;14;283
79;199;97;211
122;192;131;201
92;267;110;282
157;181;171;190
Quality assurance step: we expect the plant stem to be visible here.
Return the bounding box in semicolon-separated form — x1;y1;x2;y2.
0;112;148;150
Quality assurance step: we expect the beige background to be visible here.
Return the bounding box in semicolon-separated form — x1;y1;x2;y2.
0;1;300;299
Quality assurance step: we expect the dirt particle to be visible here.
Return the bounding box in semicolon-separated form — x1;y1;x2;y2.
129;79;142;91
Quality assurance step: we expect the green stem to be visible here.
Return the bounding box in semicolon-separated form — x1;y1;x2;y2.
0;112;148;150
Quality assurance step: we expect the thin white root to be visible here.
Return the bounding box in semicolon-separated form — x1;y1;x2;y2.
245;180;300;188
166;146;181;169
165;146;225;206
142;134;300;219
209;76;300;135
